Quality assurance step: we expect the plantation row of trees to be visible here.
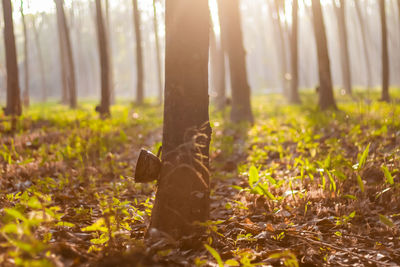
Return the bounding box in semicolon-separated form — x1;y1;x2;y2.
0;0;398;119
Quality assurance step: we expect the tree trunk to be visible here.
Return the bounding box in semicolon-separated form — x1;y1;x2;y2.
2;0;21;116
210;16;226;111
149;0;211;239
153;0;163;105
132;0;144;104
20;1;29;107
55;0;77;108
333;0;352;95
105;0;115;104
379;0;390;102
32;18;47;102
354;0;372;90
311;0;337;110
218;0;254;123
290;0;301;104
272;0;290;98
95;0;110;116
216;0;228;110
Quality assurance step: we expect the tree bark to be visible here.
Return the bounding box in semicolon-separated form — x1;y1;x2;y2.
379;0;390;102
55;0;77;108
20;1;29;107
95;0;110;116
218;0;253;123
105;0;115;104
311;0;337;110
272;0;290;98
2;0;21;116
132;0;144;104
354;0;372;90
32;18;48;102
333;0;352;95
153;0;163;105
290;0;301;104
149;0;211;239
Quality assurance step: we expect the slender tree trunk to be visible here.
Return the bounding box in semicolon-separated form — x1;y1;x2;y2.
273;0;290;97
218;0;254;123
333;0;352;95
216;0;228;110
149;0;211;238
210;20;226;111
132;0;144;104
354;0;372;90
2;0;21;116
379;0;390;102
32;19;47;102
311;0;337;110
55;0;77;108
95;0;110;116
153;0;163;105
105;0;115;104
20;1;29;107
290;0;301;104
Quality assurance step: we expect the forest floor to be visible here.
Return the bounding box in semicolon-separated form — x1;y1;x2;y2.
0;92;399;267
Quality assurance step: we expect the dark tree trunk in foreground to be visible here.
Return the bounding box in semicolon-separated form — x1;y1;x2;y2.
333;0;352;95
290;0;301;104
150;0;211;238
379;0;390;102
95;0;110;116
32;18;47;102
105;0;115;104
2;0;21;116
354;0;372;90
311;0;337;110
153;0;163;104
55;0;77;108
133;0;144;104
20;1;29;107
218;0;254;123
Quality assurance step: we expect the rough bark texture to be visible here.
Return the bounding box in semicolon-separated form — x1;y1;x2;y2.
55;0;77;108
379;0;390;102
153;0;163;105
95;0;110;116
32;19;47;102
105;0;115;105
20;2;29;107
354;0;372;90
149;0;211;239
333;0;352;95
218;0;254;123
133;0;144;104
3;0;21;116
311;0;337;110
210;18;226;111
290;0;301;104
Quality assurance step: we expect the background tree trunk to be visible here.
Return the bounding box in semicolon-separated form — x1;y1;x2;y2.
216;0;228;110
95;0;110;116
218;0;254;123
132;0;144;104
311;0;337;110
2;0;21;116
153;0;163;105
149;0;211;238
32;18;48;102
105;0;115;104
379;0;390;102
354;0;372;90
55;0;77;108
290;0;301;104
333;0;352;95
20;1;29;107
